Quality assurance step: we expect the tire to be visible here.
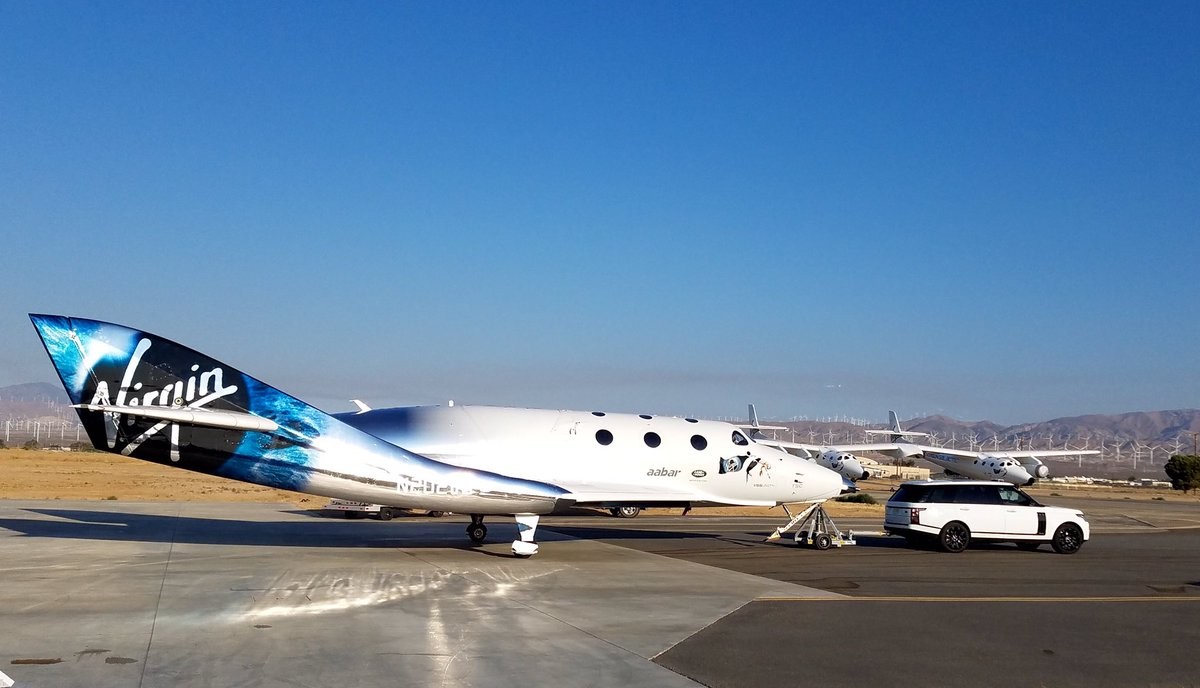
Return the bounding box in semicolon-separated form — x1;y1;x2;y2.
1051;523;1084;554
813;533;833;550
378;508;394;521
467;524;488;544
613;506;641;519
426;511;445;518
939;521;971;553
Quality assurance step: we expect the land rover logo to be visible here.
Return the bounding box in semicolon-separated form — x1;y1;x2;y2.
691;469;707;478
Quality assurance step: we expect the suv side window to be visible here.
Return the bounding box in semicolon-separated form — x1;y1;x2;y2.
997;486;1034;506
928;485;957;503
891;485;930;503
954;485;1001;505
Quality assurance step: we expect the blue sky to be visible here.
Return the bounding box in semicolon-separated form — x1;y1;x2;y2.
2;2;1197;424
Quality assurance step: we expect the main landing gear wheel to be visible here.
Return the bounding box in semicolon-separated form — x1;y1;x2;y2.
939;521;971;553
467;515;487;545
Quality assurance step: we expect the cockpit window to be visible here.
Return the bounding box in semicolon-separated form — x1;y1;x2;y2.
731;431;748;446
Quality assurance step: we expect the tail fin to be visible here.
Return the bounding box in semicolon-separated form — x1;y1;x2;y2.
30;314;351;489
28;315;565;509
864;410;930;443
743;403;787;436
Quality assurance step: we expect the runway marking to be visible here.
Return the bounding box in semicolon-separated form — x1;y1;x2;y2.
758;595;1200;602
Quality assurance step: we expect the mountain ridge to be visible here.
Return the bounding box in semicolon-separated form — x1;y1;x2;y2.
3;382;1196;455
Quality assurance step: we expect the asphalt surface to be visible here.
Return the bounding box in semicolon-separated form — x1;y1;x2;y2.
546;494;1200;687
1;495;1198;687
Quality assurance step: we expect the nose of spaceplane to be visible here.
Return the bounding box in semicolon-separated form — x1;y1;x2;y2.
795;459;844;501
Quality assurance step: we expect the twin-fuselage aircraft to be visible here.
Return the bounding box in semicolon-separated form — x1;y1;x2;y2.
30;315;844;557
751;408;1098;486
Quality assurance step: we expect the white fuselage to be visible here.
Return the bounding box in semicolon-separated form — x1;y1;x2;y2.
906;447;1036;486
338;405;844;507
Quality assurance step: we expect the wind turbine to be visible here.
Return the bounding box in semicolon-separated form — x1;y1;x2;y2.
1169;436;1185;456
1130;441;1144;472
1134;440;1155;468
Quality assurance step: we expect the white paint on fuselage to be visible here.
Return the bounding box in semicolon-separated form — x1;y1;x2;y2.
338;405;843;506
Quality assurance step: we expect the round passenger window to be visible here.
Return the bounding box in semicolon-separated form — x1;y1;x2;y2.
595;429;613;446
690;435;707;451
644;432;661;448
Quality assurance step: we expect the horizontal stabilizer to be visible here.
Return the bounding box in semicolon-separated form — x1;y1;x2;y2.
864;428;930;438
73;403;281;432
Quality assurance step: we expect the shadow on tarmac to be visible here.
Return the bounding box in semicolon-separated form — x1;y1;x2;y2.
0;508;712;549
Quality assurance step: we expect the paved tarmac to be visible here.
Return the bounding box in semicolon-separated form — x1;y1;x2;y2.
0;501;834;688
554;495;1200;687
2;495;1199;687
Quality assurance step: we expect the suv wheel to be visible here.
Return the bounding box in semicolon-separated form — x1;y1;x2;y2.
939;521;971;553
1051;523;1084;554
612;506;641;519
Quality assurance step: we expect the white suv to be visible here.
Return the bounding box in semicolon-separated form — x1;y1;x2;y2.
884;480;1089;554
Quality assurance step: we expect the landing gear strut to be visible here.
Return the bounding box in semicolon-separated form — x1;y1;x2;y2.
465;513;541;557
512;514;539;557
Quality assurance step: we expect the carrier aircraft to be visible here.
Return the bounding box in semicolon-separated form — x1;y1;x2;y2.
750;408;1098;486
29;315;844;557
